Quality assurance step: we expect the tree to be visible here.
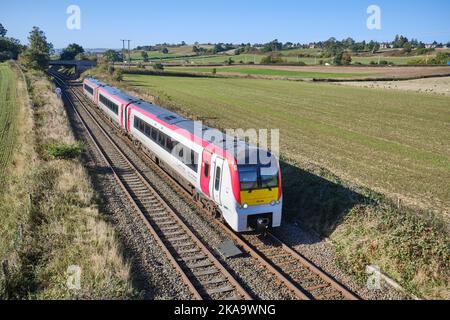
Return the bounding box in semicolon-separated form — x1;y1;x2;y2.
20;27;52;70
113;69;124;82
103;49;121;63
153;63;164;71
0;23;7;37
393;35;409;48
141;51;149;62
0;37;22;61
403;42;412;54
333;51;352;65
60;43;84;60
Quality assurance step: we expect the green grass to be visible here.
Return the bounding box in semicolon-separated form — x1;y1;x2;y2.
168;66;372;78
124;74;450;214
0;63;19;181
352;55;430;65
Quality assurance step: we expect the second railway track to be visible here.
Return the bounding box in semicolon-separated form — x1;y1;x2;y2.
51;70;359;301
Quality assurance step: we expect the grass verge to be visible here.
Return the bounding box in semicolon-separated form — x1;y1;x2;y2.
0;63;135;299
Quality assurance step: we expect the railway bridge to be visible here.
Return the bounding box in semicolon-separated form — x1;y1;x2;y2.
49;60;97;73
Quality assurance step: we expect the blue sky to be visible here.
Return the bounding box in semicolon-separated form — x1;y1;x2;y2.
1;0;450;49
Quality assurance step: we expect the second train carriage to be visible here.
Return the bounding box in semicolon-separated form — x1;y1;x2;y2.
83;77;283;233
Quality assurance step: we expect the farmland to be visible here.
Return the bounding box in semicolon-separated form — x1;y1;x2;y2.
0;62;19;181
130;45;445;66
123;73;450;217
167;66;373;79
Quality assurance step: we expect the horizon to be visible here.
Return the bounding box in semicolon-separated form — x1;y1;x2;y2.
1;0;450;49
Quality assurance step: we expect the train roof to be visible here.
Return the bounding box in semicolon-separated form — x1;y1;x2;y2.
84;77;107;88
88;77;272;162
100;85;138;104
133;99;251;155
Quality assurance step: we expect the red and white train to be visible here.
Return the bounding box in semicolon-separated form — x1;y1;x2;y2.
83;77;282;233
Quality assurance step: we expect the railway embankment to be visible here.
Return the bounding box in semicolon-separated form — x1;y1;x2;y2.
0;63;135;299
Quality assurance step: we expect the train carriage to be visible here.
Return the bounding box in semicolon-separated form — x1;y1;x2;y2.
83;77;106;105
83;77;282;233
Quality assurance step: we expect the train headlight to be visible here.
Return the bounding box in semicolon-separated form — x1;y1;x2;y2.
276;201;281;205
243;203;249;209
270;201;276;206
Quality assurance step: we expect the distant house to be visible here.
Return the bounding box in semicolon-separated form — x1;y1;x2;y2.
425;44;437;49
309;44;317;49
380;43;393;49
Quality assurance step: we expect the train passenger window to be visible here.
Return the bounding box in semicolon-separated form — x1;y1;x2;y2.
204;163;210;178
151;127;157;141
145;124;151;136
215;167;221;191
178;148;184;158
158;132;166;147
189;151;198;173
166;137;174;151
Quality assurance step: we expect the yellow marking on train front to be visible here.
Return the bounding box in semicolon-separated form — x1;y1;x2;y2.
240;188;279;206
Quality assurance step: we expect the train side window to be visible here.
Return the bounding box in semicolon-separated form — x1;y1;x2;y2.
178;148;184;158
151;127;157;141
204;163;210;178
158;132;166;147
215;167;221;191
145;123;151;137
166;137;174;152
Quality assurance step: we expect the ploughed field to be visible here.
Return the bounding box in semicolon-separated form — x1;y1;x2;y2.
124;74;450;217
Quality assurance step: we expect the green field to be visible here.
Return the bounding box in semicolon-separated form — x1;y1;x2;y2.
124;74;450;214
130;45;436;65
0;62;19;180
168;66;372;78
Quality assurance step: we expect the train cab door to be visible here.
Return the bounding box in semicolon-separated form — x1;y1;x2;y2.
200;150;212;198
212;156;224;206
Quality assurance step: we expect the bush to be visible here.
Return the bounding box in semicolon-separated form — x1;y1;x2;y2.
212;68;217;75
46;143;82;160
225;58;234;65
153;63;164;71
107;65;115;75
113;69;124;82
260;55;284;64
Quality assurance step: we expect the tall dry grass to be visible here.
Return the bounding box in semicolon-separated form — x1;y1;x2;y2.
1;65;135;299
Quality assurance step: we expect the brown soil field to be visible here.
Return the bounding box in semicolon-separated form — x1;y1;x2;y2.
336;76;450;96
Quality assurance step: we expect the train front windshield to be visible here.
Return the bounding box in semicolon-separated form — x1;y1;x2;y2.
238;164;279;191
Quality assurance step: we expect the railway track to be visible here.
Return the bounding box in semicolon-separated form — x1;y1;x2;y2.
51;70;359;301
50;71;251;301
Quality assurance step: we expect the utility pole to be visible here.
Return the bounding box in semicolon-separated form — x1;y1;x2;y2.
127;40;132;70
120;40;126;65
121;39;131;69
